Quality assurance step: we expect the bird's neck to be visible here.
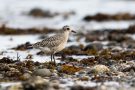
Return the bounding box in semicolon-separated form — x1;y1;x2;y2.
62;31;70;41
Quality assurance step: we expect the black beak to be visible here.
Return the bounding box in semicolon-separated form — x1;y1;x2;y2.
71;30;76;33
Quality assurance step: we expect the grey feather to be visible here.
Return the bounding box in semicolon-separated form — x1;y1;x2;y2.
33;34;64;48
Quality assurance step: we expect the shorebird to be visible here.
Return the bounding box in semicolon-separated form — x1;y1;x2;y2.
32;25;76;64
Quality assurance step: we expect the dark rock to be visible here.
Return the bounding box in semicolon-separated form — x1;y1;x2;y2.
23;82;35;90
12;42;33;50
70;85;97;90
83;13;135;22
126;25;135;33
0;57;18;63
80;57;96;66
56;45;84;55
83;13;111;21
0;63;10;71
0;24;56;35
108;34;133;42
84;43;103;51
36;51;44;55
122;66;135;72
70;85;84;90
28;8;57;18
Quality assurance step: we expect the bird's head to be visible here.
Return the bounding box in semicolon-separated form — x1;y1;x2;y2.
62;25;76;33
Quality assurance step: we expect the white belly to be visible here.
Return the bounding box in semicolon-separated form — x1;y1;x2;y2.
39;42;66;54
39;47;52;54
54;42;67;53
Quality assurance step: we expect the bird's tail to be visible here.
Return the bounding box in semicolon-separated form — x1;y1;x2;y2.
27;44;34;49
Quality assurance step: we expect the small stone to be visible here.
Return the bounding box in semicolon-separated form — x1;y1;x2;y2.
111;46;122;52
20;73;31;80
91;65;110;74
79;70;87;74
79;76;89;81
100;85;107;90
33;68;52;77
116;72;125;77
34;76;49;84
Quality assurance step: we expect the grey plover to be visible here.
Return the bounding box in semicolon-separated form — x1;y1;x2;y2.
32;25;76;64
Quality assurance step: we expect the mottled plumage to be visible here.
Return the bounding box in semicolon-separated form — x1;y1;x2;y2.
33;34;64;48
32;25;76;64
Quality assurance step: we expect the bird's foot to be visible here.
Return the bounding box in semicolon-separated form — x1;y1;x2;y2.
49;61;56;66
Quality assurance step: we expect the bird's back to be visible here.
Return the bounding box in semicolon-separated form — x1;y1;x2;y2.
33;33;65;49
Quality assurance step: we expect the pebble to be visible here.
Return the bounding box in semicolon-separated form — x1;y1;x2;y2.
33;68;52;77
91;65;110;74
117;72;125;77
22;73;31;79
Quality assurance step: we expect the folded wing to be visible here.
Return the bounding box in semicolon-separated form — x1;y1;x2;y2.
33;34;63;49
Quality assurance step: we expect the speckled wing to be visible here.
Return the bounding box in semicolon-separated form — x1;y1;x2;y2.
33;34;64;48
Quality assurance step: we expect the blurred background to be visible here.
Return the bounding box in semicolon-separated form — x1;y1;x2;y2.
0;0;135;30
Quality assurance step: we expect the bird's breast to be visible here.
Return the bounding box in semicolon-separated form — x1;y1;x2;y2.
54;41;67;53
39;47;52;54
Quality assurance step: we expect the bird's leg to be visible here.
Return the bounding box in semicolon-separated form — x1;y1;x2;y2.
52;54;56;65
51;54;53;62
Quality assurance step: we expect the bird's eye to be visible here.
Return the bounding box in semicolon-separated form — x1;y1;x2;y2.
66;28;70;30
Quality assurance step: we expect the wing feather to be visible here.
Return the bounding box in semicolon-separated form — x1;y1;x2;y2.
33;34;63;48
